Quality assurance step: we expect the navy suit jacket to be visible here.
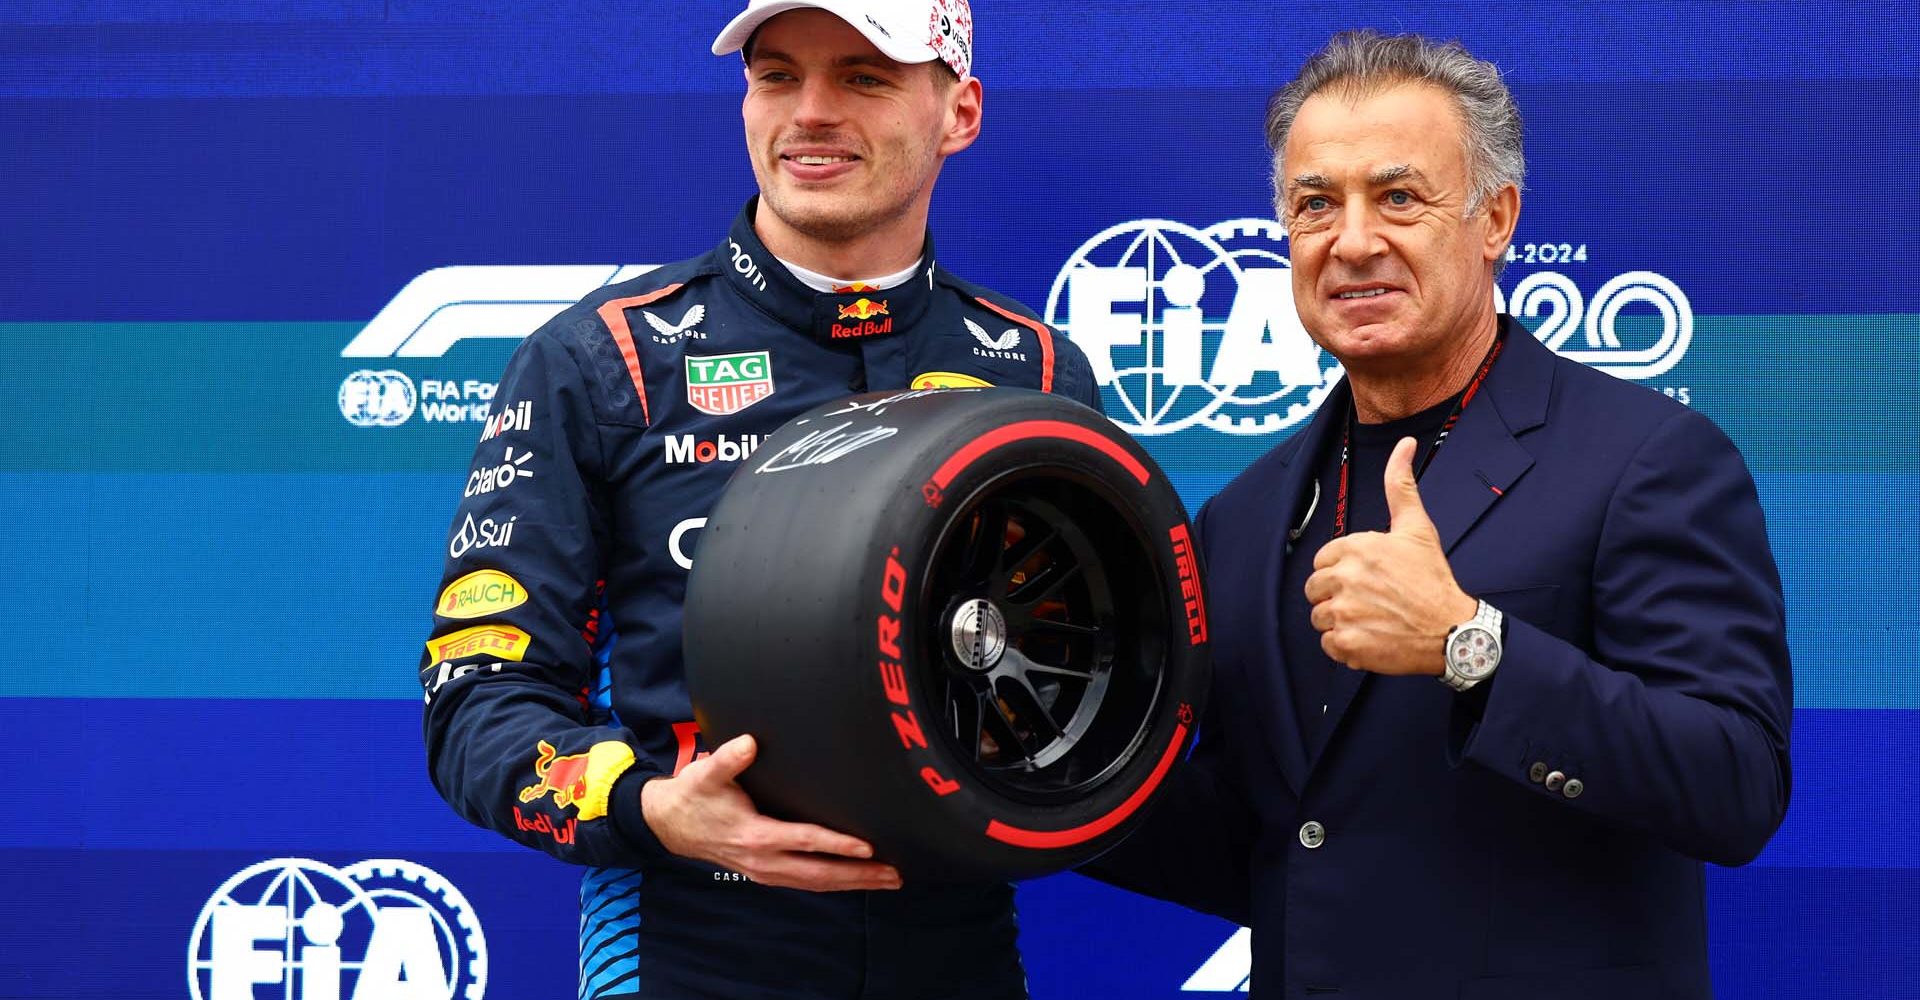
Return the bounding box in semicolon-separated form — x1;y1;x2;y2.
1092;320;1792;999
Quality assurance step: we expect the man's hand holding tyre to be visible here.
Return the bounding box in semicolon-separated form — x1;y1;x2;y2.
641;733;904;892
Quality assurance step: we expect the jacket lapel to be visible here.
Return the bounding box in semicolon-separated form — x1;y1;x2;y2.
1243;380;1350;795
1306;318;1549;773
1422;318;1551;552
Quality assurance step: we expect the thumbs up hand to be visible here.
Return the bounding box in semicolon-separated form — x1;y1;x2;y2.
1302;437;1478;676
1384;435;1442;542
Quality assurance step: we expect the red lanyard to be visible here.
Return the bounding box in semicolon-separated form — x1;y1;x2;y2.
1330;327;1506;539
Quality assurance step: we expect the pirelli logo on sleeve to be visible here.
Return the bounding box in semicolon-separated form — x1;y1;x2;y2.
427;623;531;662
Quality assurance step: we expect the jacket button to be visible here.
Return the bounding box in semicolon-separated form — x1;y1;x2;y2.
1544;770;1567;792
1298;821;1326;849
1528;762;1548;783
1562;778;1585;799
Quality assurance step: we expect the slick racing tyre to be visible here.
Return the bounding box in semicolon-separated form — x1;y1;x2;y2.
684;387;1210;880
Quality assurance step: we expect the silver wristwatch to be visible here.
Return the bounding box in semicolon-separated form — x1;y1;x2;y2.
1441;600;1504;692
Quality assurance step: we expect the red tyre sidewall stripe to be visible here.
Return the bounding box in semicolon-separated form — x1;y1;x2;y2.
984;721;1189;849
597;284;683;425
974;297;1055;393
928;420;1149;491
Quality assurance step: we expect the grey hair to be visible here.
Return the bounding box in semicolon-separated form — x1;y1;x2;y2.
1266;30;1525;225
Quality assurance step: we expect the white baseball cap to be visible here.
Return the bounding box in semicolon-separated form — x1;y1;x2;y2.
712;0;974;80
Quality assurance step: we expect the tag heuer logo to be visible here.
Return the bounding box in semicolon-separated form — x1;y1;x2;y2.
685;351;775;416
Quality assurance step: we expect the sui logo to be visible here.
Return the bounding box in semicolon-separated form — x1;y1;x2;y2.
188;858;487;1000
1046;219;1340;436
339;371;419;428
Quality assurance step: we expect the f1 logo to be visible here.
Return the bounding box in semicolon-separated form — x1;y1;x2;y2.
342;265;657;358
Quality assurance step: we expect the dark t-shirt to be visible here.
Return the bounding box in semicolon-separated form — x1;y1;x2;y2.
1278;393;1460;756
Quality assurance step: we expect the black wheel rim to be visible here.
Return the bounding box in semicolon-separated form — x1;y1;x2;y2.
920;469;1167;804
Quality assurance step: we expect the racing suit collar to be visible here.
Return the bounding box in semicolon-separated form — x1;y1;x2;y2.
725;198;935;343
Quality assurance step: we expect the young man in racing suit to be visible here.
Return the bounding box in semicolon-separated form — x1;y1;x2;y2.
419;3;1102;998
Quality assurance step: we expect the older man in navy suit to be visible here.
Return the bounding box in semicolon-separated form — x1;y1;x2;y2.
1090;30;1792;999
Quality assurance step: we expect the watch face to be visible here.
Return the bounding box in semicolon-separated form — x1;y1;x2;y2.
1448;626;1500;679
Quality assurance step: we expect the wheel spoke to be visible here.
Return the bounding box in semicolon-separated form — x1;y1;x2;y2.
1023;616;1100;637
1020;660;1095;682
997;651;1067;741
945;675;998;763
983;688;1035;761
1008;558;1082;606
966;686;989;763
999;523;1057;576
1002;600;1101;638
1015;680;1066;741
945;676;965;737
961;502;1009;585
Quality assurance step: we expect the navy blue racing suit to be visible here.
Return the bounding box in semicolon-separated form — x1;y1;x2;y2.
420;199;1102;1000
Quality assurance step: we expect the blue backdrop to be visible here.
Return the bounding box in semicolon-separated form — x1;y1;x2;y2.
2;2;1916;997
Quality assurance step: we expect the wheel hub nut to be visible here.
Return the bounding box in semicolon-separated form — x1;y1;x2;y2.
949;599;1008;671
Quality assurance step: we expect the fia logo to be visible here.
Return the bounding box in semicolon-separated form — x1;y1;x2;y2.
187;858;487;1000
1047;219;1340;437
339;371;419;428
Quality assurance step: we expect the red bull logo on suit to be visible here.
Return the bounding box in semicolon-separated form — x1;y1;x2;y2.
516;739;636;822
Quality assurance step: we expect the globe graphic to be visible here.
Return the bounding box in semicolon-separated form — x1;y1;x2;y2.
339;370;417;428
1046;219;1341;436
187;859;385;1000
187;858;484;1000
1199;219;1344;435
